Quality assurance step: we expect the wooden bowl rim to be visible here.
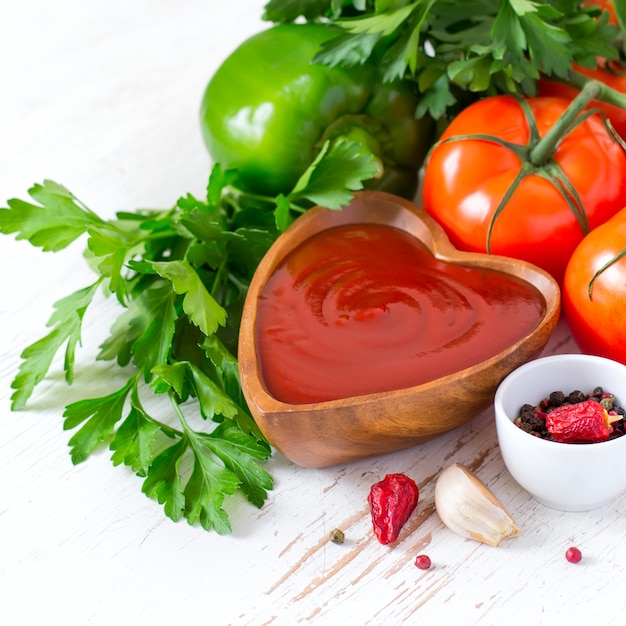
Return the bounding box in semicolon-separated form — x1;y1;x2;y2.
238;190;561;413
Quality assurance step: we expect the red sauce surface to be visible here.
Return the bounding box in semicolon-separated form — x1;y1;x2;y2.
255;223;546;404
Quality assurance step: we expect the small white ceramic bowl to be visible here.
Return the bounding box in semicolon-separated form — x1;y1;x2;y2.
494;353;626;511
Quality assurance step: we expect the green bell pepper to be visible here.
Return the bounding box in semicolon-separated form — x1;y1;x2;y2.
199;23;434;199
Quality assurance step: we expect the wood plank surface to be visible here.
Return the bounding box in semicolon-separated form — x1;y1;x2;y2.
1;2;624;625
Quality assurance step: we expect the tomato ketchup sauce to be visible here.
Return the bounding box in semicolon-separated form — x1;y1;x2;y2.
255;223;545;404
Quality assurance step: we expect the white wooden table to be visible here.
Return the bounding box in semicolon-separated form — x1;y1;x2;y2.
1;2;624;624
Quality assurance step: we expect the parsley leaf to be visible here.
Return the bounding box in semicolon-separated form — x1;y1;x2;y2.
186;361;239;421
289;138;380;209
274;194;294;231
63;378;134;464
142;437;188;523
182;446;239;535
263;0;335;21
110;386;162;476
128;283;178;379
86;225;143;304
151;259;227;336
10;281;101;410
266;0;622;120
2;125;378;532
198;422;274;509
0;180;103;251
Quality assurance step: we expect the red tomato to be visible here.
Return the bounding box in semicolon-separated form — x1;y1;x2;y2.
538;61;626;139
583;0;617;24
563;207;626;363
538;1;625;137
421;95;626;284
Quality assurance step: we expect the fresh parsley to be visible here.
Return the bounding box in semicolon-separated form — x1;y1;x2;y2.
0;139;379;533
263;0;622;120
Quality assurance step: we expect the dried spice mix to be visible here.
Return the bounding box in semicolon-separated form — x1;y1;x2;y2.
515;387;626;443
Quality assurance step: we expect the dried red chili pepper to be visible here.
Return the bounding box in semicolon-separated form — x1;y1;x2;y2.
367;473;419;545
545;399;614;443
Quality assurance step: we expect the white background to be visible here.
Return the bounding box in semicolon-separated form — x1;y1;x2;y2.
1;2;624;624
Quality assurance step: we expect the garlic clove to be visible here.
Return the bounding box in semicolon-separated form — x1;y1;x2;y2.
435;462;522;546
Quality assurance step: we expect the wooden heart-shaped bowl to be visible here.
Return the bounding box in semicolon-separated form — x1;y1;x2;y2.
239;191;560;467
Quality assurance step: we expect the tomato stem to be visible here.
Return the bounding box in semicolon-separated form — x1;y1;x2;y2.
567;70;626;110
529;81;602;166
588;247;626;300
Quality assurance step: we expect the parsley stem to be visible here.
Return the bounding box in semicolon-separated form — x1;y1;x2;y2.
211;260;228;299
227;272;248;292
287;202;309;215
169;392;203;459
131;377;182;439
170;392;190;433
230;187;308;215
229;189;276;208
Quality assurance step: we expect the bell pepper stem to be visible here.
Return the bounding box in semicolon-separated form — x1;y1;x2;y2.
529;80;602;166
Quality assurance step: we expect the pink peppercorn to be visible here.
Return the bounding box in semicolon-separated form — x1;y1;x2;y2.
415;554;432;570
566;547;582;563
